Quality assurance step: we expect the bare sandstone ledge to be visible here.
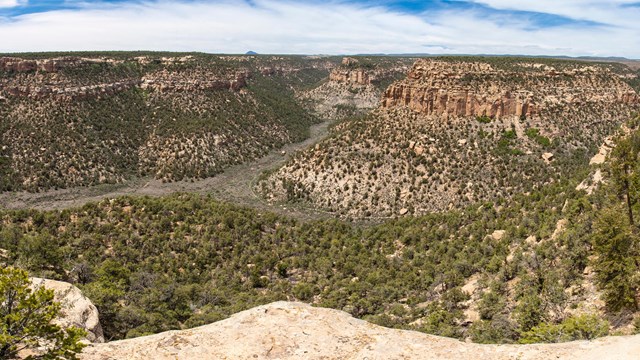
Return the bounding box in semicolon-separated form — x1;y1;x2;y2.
80;302;639;360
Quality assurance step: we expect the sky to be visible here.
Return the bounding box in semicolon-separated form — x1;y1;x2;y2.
0;0;639;58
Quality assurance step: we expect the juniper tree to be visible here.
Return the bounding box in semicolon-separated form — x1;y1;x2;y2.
0;267;86;360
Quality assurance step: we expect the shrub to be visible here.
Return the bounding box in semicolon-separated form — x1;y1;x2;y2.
519;314;609;344
0;267;86;359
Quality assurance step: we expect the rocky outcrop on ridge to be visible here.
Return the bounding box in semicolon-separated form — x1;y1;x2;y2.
303;57;412;119
0;56;121;73
79;301;639;360
31;278;104;343
140;69;249;92
381;59;638;119
329;57;373;85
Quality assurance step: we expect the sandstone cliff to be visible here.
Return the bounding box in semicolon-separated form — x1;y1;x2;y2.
80;301;639;360
303;56;412;119
381;59;638;119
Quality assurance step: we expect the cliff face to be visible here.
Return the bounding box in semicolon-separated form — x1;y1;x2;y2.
79;301;640;360
304;57;413;119
0;56;250;101
140;69;249;92
382;59;638;119
0;56;90;73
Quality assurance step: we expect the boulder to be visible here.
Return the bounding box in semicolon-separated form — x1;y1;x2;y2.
31;278;104;343
490;230;506;241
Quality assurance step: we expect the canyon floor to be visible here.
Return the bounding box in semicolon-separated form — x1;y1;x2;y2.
80;301;640;360
0;121;334;221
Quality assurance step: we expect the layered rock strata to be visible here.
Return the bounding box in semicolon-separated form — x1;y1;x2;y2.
382;59;638;119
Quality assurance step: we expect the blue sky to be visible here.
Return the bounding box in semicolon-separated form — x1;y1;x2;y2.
0;0;639;57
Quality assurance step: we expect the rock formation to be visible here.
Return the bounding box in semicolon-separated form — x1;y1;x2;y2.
382;59;638;119
80;301;639;359
2;80;140;101
31;278;104;343
303;57;412;118
0;56;122;73
329;57;372;85
140;69;249;92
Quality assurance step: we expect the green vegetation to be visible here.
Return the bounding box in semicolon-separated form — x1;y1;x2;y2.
591;119;640;312
519;314;609;344
0;267;86;359
525;128;551;147
496;129;523;155
1;155;636;344
476;115;492;124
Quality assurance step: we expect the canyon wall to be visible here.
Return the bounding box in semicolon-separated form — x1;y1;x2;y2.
382;59;638;119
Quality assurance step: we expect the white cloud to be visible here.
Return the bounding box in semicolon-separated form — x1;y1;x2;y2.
0;0;25;8
0;0;638;58
467;0;640;27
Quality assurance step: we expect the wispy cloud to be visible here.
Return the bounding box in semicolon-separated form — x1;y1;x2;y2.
0;0;26;8
0;0;637;58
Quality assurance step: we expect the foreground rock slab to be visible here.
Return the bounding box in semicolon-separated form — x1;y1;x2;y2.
80;302;638;360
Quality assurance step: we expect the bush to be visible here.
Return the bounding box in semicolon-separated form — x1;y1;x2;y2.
525;128;551;147
519;314;609;344
0;267;86;359
476;115;492;124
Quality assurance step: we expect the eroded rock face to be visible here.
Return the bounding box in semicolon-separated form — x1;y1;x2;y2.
382;59;638;119
329;67;371;85
0;56;251;101
2;80;140;101
140;69;250;92
80;301;639;360
31;278;105;343
0;56;120;73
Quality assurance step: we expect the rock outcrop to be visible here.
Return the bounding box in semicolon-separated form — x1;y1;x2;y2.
329;57;372;85
31;278;105;343
0;56;121;73
304;57;412;118
2;80;139;101
140;69;249;92
0;56;249;100
382;59;638;119
80;301;639;359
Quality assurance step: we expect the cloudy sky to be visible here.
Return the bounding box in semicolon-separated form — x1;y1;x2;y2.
0;0;639;58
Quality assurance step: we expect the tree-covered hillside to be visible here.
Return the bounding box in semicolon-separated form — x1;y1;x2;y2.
0;53;336;192
1;117;639;343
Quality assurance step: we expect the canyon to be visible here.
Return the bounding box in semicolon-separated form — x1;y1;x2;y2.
259;57;639;218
